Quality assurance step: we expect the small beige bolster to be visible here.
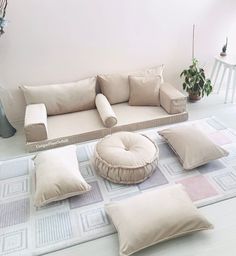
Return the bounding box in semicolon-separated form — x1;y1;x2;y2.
24;104;48;142
160;83;187;114
95;94;117;128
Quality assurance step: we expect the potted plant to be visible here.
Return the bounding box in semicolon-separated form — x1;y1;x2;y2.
180;58;212;101
180;24;212;102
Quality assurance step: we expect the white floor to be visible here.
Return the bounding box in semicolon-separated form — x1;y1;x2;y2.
1;91;236;256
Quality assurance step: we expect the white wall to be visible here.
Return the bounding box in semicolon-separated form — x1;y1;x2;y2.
0;0;236;122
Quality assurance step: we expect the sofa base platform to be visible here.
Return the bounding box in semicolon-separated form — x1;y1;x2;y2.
26;112;188;152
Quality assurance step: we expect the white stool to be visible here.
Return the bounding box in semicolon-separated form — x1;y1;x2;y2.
210;55;236;103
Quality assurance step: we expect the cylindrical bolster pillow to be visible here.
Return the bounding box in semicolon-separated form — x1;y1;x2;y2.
95;94;117;128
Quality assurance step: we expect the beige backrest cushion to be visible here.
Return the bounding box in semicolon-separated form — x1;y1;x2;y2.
128;75;161;106
105;184;213;256
21;77;97;115
97;65;164;104
159;125;229;170
34;145;91;207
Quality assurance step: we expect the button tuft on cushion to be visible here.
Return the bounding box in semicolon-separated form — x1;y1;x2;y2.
94;132;159;184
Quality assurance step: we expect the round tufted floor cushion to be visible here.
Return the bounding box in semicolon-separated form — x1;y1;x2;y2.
94;132;159;184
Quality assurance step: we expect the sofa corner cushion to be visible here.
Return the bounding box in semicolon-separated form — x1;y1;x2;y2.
21;76;97;115
128;75;161;106
158;125;229;170
95;93;117;128
34;145;91;207
160;83;187;114
24;103;48;142
105;184;213;256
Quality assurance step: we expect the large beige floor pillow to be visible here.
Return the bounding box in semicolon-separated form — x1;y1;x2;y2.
94;132;159;184
159;125;229;169
105;184;213;256
34;145;91;207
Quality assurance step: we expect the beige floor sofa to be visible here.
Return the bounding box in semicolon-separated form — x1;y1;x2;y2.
21;66;188;152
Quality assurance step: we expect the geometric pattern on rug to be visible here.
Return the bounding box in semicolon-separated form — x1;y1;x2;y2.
1;117;236;256
196;160;226;174
35;211;73;248
0;158;29;181
80;208;110;233
2;177;29;199
0;198;30;228
138;167;169;190
0;229;28;255
176;175;219;201
213;171;236;191
69;181;103;209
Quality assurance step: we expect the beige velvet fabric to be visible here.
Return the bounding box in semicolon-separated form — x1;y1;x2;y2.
21;77;97;115
26;104;188;152
95;94;117;128
94;132;159;184
24;104;48;142
34;145;91;207
97;65;164;104
128;75;161;106
160;83;187;114
159;125;229;170
105;184;213;256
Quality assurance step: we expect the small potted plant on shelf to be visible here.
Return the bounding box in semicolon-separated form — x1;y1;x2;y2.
180;24;212;102
180;58;212;101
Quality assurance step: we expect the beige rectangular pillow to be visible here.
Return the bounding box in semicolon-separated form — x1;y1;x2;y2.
159;125;229;170
34;145;91;207
128;75;161;106
105;184;213;256
21;77;97;115
97;65;164;105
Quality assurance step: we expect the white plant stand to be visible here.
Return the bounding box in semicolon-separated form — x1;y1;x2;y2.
210;55;236;103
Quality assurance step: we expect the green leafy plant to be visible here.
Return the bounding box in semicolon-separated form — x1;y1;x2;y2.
180;58;212;98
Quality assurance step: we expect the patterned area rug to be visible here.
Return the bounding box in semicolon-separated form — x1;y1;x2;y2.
1;117;236;256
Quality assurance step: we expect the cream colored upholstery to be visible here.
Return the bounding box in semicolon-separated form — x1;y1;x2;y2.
24;104;48;142
94;132;159;184
34;145;91;207
105;184;213;256
21;77;97;115
159;125;229;169
160;83;187;114
98;65;164;105
23;69;188;152
26;104;188;152
95;94;117;128
128;75;161;106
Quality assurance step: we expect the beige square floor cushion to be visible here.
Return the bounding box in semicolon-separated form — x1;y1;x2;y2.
97;65;164;104
34;145;91;207
128;75;161;106
159;125;229;169
21;77;97;115
105;184;213;256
